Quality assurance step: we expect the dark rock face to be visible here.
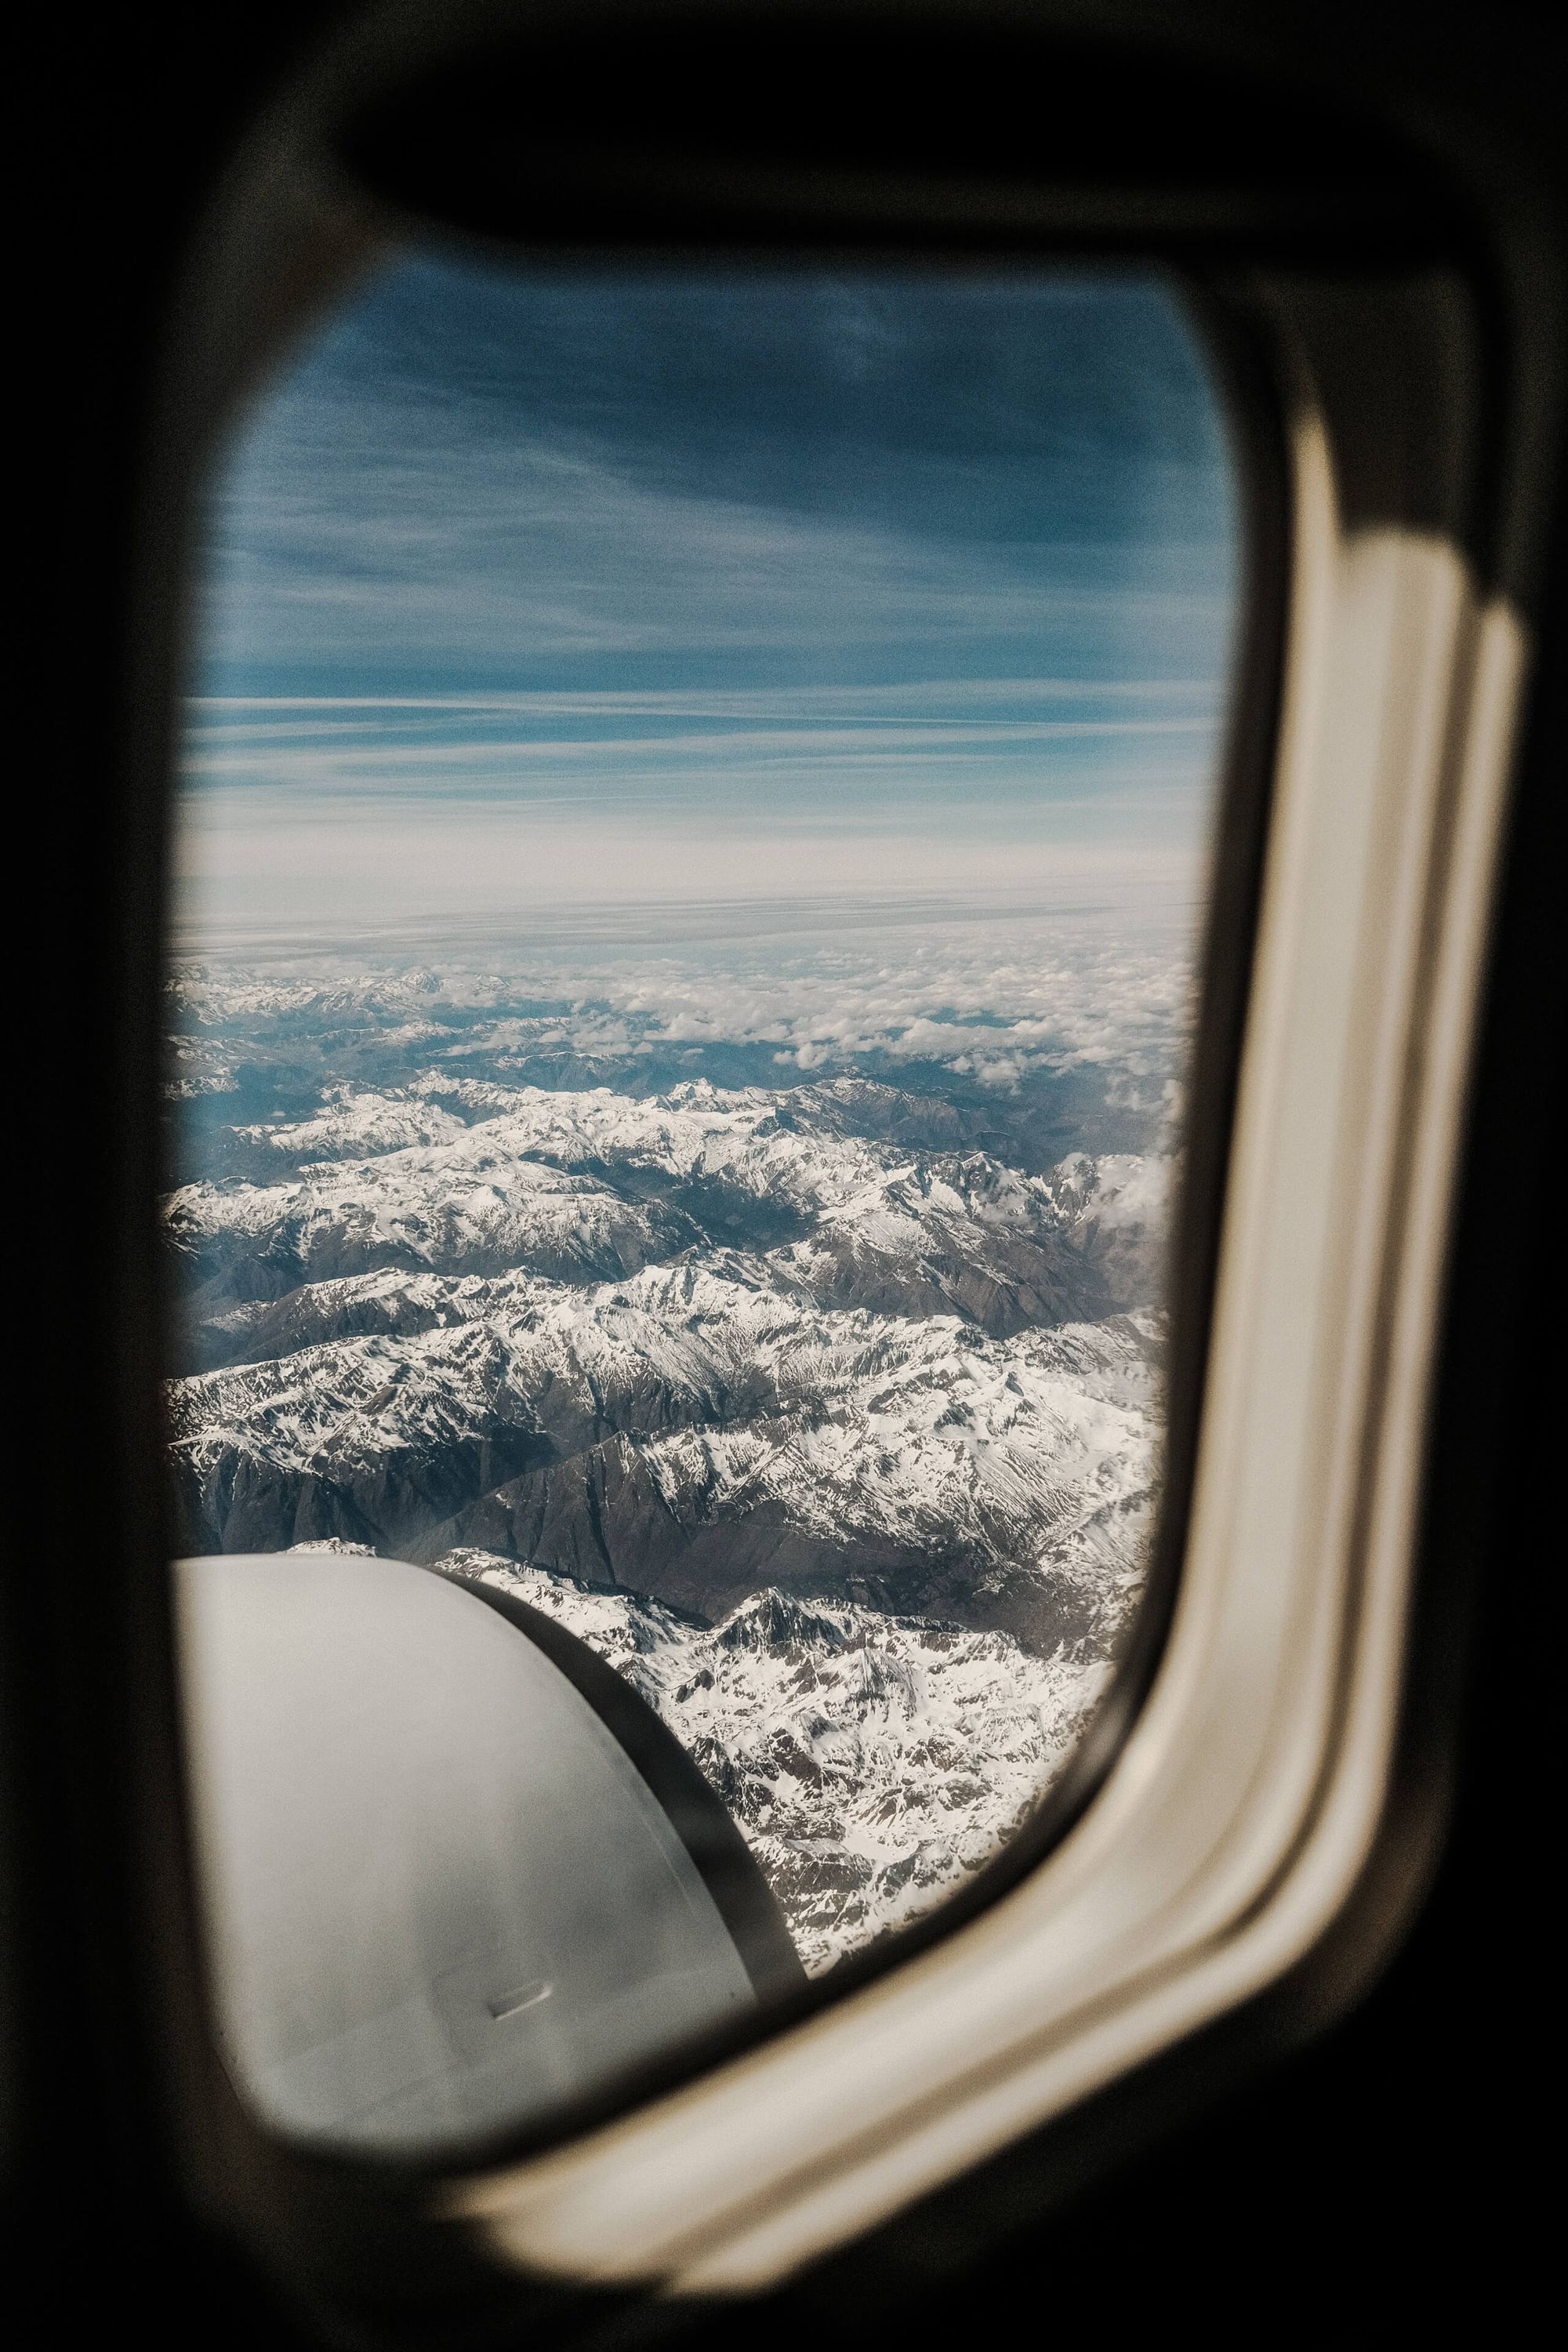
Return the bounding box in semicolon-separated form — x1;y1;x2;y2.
179;1200;1120;1368
527;1161;816;1255
788;1218;1116;1336
171;1425;548;1561
423;1438;1123;1660
781;1079;978;1153
182;1279;458;1373
426;1438;950;1623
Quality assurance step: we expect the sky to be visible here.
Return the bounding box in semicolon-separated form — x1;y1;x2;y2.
176;248;1240;952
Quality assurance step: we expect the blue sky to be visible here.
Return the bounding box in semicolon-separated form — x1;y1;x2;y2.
179;250;1239;948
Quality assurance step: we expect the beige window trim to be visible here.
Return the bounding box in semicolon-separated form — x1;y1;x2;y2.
401;275;1523;2296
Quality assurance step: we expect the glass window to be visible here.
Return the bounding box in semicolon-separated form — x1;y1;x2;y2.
167;252;1240;2151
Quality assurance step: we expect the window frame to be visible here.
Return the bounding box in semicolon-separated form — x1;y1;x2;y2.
164;254;1283;2181
427;272;1522;2297
89;4;1553;2334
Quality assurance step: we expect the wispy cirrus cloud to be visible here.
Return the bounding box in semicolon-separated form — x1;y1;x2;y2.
196;256;1237;696
181;252;1240;964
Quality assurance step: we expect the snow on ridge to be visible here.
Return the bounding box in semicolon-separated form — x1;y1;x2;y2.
166;963;501;1025
169;1258;1159;1616
169;1075;1168;1324
234;1084;470;1160
165;1142;674;1286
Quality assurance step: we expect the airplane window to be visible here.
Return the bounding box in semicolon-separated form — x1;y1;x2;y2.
166;250;1240;2154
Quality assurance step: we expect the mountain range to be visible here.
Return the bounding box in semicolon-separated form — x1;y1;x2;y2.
165;979;1171;1969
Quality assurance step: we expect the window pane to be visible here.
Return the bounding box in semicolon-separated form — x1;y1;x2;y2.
168;252;1239;2150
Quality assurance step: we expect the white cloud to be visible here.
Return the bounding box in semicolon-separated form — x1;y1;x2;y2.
173;902;1200;1110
